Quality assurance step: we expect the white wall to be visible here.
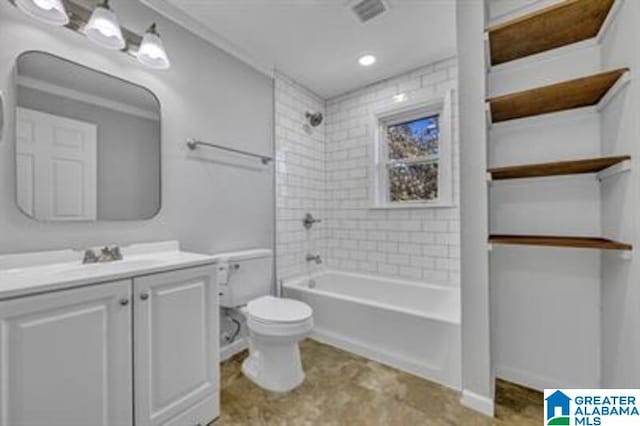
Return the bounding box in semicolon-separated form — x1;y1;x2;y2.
457;0;494;415
599;0;640;388
275;72;326;281
324;59;461;286
0;0;274;255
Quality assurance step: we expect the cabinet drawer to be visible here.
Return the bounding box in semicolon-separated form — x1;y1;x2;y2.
162;392;220;426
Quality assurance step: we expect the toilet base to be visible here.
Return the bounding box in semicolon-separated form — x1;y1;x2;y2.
241;339;305;393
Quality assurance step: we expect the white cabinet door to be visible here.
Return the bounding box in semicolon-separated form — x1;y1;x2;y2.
16;107;97;221
0;281;133;426
134;266;219;426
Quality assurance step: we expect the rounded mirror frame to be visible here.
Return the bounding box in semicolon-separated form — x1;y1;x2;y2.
13;50;163;222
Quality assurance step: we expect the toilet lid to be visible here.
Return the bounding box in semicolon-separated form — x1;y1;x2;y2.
247;296;312;324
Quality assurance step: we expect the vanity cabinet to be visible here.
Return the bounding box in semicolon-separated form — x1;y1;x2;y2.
134;266;219;426
0;279;133;426
0;264;219;426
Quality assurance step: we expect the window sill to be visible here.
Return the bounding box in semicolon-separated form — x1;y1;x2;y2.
370;202;455;210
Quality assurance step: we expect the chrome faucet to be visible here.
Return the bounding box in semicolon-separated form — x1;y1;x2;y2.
303;213;322;230
306;254;322;265
82;245;123;264
82;249;99;264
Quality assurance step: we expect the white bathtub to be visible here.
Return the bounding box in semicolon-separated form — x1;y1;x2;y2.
283;270;461;389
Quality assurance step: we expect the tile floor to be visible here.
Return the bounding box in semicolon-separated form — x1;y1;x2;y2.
214;339;542;425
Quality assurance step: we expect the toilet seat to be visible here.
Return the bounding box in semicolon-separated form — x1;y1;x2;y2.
245;296;313;337
246;295;312;324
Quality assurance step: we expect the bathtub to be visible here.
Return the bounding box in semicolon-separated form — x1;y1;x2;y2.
283;270;461;390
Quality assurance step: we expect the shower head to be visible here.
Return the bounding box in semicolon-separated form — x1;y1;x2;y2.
305;111;323;127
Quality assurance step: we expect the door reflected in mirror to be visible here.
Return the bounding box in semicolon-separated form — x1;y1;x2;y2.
15;51;161;221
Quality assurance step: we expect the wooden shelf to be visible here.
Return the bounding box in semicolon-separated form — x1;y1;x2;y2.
487;0;615;66
489;235;632;251
489;155;630;180
488;68;628;123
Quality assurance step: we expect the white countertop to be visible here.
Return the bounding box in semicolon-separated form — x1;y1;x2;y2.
0;241;217;300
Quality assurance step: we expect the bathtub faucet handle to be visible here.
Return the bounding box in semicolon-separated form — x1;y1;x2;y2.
303;213;322;230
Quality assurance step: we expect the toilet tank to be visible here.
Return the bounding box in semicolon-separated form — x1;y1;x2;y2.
214;249;273;308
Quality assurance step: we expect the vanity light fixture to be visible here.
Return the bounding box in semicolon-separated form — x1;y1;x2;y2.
10;0;172;70
137;23;170;70
15;0;69;26
84;0;125;50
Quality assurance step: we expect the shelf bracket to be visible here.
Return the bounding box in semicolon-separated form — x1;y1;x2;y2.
597;71;631;112
483;32;492;72
486;172;493;184
485;102;493;128
597;159;631;182
487;243;494;252
596;0;623;44
617;249;633;261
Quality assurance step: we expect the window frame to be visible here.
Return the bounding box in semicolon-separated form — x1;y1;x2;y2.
370;88;454;209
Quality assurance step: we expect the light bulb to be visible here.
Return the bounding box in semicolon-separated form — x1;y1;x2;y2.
358;54;376;67
137;23;171;70
16;0;69;26
85;0;125;50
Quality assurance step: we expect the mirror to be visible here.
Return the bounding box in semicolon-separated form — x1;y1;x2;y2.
14;51;161;221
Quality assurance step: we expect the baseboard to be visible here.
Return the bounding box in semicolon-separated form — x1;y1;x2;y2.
495;365;569;392
220;337;248;361
310;328;460;391
461;389;495;417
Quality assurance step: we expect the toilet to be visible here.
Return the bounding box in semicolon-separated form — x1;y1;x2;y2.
215;249;313;392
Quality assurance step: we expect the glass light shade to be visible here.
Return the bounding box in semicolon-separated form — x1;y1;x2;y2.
137;24;170;70
85;2;125;50
16;0;69;26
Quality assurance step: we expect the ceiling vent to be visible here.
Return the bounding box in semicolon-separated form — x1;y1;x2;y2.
350;0;388;23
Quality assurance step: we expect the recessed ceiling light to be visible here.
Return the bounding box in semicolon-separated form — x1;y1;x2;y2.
392;93;407;103
358;54;376;67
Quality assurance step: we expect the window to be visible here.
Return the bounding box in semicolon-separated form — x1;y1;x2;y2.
371;89;453;208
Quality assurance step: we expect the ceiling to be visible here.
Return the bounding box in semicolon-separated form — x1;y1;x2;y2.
143;0;457;98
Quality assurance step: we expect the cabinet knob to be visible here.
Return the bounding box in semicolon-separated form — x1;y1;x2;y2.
119;298;129;306
140;292;149;301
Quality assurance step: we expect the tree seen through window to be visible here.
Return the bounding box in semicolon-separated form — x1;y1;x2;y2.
385;115;439;202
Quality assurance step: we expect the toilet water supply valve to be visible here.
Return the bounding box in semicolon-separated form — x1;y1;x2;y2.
223;313;242;344
218;262;242;343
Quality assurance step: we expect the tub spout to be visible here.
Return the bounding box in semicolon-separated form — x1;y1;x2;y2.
306;254;322;265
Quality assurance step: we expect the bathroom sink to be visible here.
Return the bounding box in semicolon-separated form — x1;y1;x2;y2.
0;241;217;300
53;258;165;276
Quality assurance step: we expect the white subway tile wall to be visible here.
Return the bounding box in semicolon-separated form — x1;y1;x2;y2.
275;57;460;286
275;72;327;280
